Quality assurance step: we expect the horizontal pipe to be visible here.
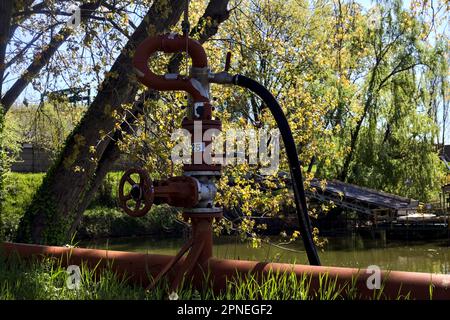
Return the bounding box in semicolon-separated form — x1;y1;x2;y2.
1;242;173;286
206;258;450;300
2;242;449;300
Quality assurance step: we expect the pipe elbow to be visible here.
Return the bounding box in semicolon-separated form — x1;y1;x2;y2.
132;34;209;102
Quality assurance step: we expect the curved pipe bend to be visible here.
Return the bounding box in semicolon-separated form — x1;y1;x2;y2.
232;74;321;266
133;34;209;102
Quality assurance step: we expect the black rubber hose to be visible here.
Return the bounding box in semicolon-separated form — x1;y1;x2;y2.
232;74;321;266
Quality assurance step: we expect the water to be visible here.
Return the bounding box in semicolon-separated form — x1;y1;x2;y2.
82;234;450;274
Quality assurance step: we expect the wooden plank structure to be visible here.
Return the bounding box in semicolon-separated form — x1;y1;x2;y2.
307;178;419;216
10;144;52;173
11;143;137;173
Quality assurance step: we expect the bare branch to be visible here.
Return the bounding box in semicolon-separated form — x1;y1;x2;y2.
1;1;102;112
168;0;231;73
0;0;14;96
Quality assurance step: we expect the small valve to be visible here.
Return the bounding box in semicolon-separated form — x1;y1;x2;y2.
118;168;154;217
119;168;207;217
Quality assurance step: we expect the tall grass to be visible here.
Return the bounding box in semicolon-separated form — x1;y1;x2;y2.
0;254;144;300
220;269;311;300
0;254;415;300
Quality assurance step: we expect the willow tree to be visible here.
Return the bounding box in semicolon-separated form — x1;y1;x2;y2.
333;0;448;201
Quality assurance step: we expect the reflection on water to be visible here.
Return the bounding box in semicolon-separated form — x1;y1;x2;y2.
81;234;450;274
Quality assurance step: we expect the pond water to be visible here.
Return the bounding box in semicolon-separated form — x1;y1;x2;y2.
82;234;450;274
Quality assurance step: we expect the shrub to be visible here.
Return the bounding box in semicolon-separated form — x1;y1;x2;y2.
0;110;23;241
78;205;181;239
1;172;44;241
1;172;180;240
89;171;123;208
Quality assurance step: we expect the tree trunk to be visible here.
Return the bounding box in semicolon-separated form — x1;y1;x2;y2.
0;0;14;96
339;64;378;182
15;0;186;244
16;0;230;245
68;0;231;237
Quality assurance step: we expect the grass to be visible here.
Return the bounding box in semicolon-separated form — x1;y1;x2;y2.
0;253;415;300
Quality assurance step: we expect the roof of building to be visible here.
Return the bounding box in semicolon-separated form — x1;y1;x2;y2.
308;179;419;214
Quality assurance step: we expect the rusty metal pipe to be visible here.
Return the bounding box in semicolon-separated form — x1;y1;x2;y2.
1;242;173;285
2;242;449;300
205;258;450;300
133;34;209;102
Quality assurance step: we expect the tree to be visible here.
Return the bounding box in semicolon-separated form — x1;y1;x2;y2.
16;0;231;244
337;0;448;186
1;2;103;112
209;0;340;242
0;0;163;240
0;0;14;239
333;0;448;201
9;0;448;246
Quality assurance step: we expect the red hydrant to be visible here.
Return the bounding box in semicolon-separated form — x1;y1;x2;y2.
118;33;224;290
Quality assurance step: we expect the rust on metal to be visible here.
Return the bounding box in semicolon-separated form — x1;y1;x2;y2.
2;242;449;300
119;171;202;215
130;33;223;290
118;168;154;217
153;176;199;208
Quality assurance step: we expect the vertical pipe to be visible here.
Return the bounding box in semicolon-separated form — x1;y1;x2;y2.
191;217;213;265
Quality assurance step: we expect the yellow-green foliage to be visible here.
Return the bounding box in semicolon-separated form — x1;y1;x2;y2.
3;0;447;245
1;173;44;241
111;0;447;245
5;103;85;158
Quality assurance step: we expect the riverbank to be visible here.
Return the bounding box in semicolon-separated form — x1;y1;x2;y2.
3;172;449;243
2;173;449;276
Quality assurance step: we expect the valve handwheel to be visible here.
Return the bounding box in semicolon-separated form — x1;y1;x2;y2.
118;168;154;217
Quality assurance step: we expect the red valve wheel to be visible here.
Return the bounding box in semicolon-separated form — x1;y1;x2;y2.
118;168;154;217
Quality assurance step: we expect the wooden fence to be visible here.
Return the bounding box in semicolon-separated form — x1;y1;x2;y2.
11;144;134;173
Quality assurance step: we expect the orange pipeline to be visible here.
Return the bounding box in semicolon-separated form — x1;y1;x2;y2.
2;242;449;300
